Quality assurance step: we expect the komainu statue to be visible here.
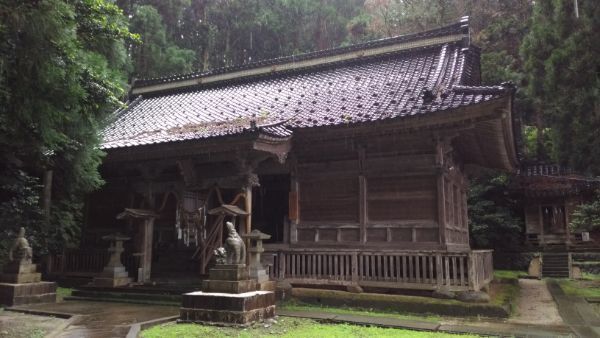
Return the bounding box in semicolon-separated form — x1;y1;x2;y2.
9;227;33;264
213;247;227;265
224;222;246;264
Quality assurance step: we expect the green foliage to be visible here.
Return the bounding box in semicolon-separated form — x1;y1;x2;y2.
523;125;557;161
468;173;524;250
522;0;600;174
0;0;134;256
570;192;600;232
0;169;44;266
130;5;195;78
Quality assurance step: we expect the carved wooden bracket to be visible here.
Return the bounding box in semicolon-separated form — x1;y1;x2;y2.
176;159;198;187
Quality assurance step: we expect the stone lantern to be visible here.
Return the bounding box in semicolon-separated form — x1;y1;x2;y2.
92;233;132;287
242;229;275;291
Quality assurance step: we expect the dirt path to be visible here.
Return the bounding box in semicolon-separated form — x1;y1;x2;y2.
509;279;564;325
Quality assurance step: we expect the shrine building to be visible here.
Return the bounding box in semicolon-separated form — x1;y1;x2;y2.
52;18;518;293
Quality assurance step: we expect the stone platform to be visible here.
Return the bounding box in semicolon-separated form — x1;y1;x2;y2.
92;266;132;287
0;281;56;306
180;263;275;326
180;290;275;325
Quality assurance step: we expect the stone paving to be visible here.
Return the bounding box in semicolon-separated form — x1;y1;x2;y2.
11;300;178;338
510;279;564;325
0;310;66;338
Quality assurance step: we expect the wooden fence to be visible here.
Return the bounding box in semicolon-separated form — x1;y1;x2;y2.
47;250;140;278
270;249;493;291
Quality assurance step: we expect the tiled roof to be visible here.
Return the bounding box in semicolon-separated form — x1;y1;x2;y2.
513;163;600;197
101;18;512;150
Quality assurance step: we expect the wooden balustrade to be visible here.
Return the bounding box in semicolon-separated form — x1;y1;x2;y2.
271;249;493;291
46;250;141;277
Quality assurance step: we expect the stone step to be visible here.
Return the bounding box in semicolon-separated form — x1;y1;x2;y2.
64;295;180;306
542;271;569;276
542;267;569;272
543;266;569;269
70;289;182;305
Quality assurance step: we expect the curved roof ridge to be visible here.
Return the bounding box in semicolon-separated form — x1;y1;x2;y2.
131;17;470;94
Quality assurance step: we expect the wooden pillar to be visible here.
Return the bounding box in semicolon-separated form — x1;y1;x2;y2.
358;146;367;244
289;176;299;244
351;252;358;284
142;218;155;282
538;204;545;245
564;200;572;245
244;186;252;235
436;139;447;248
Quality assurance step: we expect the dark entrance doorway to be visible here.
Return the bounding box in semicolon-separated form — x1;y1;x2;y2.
542;205;566;234
252;175;290;243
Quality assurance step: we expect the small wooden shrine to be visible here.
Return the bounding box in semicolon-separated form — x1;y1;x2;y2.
512;163;600;248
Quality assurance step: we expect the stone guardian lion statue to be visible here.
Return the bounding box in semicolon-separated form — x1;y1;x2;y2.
224;221;246;264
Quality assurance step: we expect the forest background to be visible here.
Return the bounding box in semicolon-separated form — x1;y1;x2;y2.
0;0;598;260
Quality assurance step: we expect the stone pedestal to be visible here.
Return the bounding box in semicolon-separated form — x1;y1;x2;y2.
180;291;276;325
0;261;41;284
0;282;56;306
180;264;276;326
0;263;56;306
202;264;257;293
0;227;57;306
92;233;132;287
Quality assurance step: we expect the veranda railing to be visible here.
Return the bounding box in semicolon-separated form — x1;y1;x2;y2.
269;249;493;291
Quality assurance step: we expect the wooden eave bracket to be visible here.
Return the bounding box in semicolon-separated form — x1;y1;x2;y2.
116;208;160;220
252;134;292;164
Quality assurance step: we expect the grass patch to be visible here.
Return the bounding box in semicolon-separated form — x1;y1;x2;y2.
279;299;441;322
56;287;73;301
493;270;527;281
290;287;510;318
488;283;519;315
141;318;479;338
559;275;600;298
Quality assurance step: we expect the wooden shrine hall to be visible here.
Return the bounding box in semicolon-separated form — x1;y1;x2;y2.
49;18;518;293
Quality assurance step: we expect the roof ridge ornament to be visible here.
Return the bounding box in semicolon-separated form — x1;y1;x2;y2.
460;16;470;48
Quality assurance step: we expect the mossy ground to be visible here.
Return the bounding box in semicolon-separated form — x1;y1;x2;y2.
489;283;520;312
141;317;479;338
493;270;527;281
558;273;600;298
57;287;73;301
